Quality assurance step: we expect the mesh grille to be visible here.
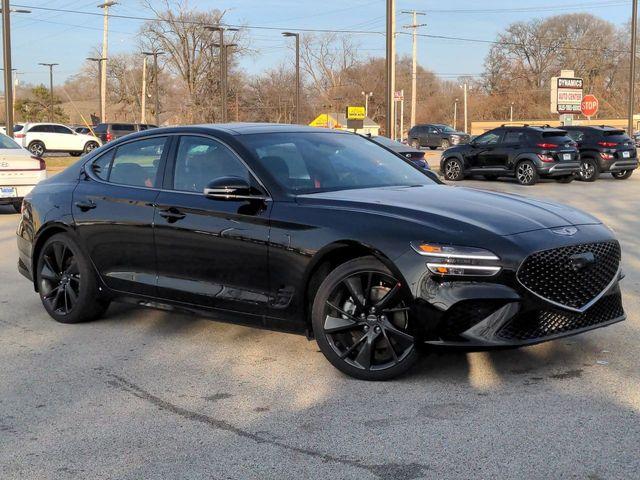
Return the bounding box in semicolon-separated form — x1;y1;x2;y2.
439;300;507;340
517;241;620;309
497;292;623;341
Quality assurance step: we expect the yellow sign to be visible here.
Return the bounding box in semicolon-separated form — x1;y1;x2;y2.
346;106;366;121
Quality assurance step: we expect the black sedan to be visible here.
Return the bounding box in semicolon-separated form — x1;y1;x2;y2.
16;124;625;380
366;135;432;172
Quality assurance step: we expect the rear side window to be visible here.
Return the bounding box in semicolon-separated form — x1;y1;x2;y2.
28;125;52;133
112;123;135;132
109;137;166;187
503;131;525;144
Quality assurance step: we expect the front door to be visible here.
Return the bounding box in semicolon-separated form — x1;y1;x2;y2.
72;135;168;296
154;134;271;316
470;130;504;169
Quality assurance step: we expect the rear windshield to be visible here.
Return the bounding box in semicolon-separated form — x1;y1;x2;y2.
540;131;572;144
112;123;136;131
0;133;22;149
602;130;630;142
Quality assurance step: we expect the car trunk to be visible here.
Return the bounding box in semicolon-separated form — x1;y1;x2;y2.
0;150;45;186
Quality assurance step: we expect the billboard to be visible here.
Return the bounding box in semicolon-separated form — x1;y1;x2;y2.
551;76;583;114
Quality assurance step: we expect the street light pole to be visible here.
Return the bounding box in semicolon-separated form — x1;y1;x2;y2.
385;0;396;139
453;98;458;130
143;51;165;126
629;0;638;134
282;32;300;124
140;55;147;123
1;4;30;137
38;63;59;122
362;91;373;117
463;82;469;134
206;26;239;123
97;2;117;123
86;57;105;122
510;102;514;123
402;10;426;129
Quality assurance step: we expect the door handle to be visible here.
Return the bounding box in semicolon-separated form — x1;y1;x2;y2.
75;200;96;211
158;208;186;222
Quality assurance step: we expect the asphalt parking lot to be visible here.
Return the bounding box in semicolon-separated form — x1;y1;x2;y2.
1;172;639;479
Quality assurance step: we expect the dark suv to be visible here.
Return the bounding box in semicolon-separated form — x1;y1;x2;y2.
94;122;158;143
563;126;638;181
408;124;470;150
440;125;580;185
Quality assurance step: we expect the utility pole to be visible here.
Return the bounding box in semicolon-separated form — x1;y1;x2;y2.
1;4;30;137
86;57;105;122
143;51;165;126
629;0;638;134
402;10;425;129
206;26;239;123
362;91;373;117
282;32;300;124
510;102;514;123
140;55;147;123
38;63;58;122
453;98;458;130
386;0;396;139
463;82;469;134
98;2;116;123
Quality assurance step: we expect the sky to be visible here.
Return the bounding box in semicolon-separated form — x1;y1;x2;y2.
3;0;635;88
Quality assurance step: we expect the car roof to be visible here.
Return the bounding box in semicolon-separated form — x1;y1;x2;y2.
562;125;624;131
190;123;352;135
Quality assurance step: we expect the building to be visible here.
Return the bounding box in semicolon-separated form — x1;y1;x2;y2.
309;112;380;136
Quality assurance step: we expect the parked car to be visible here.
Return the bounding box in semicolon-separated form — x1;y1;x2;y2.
366;135;432;172
408;124;471;150
441;125;580;185
17;124;626;380
15;123;101;157
0;132;46;212
73;125;93;135
93;122;158;143
563;126;638;181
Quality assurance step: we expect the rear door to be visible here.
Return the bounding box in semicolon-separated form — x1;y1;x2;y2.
491;130;524;169
153;134;271;316
72;135;169;296
426;126;440;147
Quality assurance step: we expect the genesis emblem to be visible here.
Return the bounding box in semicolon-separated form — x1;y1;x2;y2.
551;226;578;236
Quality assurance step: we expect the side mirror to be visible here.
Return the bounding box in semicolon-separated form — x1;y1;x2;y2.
203;176;260;200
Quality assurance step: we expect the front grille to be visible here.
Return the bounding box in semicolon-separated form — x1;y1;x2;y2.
439;300;508;340
497;292;623;341
517;241;620;310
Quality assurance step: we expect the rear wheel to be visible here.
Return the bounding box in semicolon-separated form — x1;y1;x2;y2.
515;160;539;185
611;170;633;180
409;139;420;149
84;141;99;154
578;158;599;182
36;233;109;324
312;257;418;380
442;157;464;181
28;141;45;157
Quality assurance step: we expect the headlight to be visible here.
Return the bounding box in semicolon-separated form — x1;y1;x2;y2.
411;243;501;276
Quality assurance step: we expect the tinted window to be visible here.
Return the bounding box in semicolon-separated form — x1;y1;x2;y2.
427;126;438;133
503;131;525;144
0;133;22;149
109;137;165;187
52;125;73;134
112;123;136;132
13;125;23;132
475;131;502;145
173;136;249;193
94;124;107;133
566;130;585;142
239;132;432;194
540;131;572;144
28;125;51;133
602;130;630;142
91;150;115;180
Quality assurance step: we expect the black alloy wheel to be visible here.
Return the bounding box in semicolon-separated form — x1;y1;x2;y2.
312;257;418;380
442;158;464;181
578;158;599;182
515;160;538;185
37;233;109;323
611;170;633;180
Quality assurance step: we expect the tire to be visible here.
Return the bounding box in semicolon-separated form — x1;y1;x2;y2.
409;139;420;149
556;175;575;183
611;170;633;180
312;256;418;380
442;157;464;181
28;141;45;157
483;174;498;181
83;141;99;154
11;201;21;213
70;151;82;157
515;160;539;185
578;158;599;182
36;233;110;324
441;139;450;150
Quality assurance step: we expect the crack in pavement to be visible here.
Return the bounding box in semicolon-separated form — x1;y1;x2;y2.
103;371;428;479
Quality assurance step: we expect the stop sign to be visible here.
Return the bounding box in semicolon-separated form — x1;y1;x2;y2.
581;94;599;117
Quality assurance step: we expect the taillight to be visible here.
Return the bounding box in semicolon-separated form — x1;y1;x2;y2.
597;141;617;147
106;132;113;142
600;153;614;160
32;156;46;170
536;143;558;149
537;154;555;162
14;133;25;139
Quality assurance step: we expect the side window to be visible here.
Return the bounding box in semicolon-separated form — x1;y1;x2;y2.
475;131;502;145
112;123;135;132
503;131;524;144
91;150;115;180
28;125;49;133
427;126;437;134
566;130;584;142
53;125;73;134
173;136;250;193
109;137;165;187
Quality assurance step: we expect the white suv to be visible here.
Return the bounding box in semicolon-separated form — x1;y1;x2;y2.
16;123;101;157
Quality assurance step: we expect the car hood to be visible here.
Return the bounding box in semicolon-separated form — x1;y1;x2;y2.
296;185;601;236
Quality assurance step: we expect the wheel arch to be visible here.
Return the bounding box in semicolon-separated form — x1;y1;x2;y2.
301;240;406;337
440;152;466;170
28;139;46;151
31;223;76;292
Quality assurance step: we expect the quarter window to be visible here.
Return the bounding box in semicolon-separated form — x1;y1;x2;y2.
91;150;114;180
173;136;249;193
109;137;165;187
503;131;524;144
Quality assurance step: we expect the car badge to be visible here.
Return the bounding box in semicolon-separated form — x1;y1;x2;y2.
551;226;578;236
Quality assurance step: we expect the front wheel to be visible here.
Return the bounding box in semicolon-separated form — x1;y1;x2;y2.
312;257;418;380
409;139;420;149
442;157;464;181
612;170;633;180
36;233;109;324
515;160;539;185
441;139;450;149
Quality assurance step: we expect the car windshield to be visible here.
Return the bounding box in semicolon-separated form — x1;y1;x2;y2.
239;132;432;194
0;133;22;149
369;136;404;148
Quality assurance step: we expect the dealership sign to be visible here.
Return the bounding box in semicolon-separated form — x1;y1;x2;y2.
551;76;583;114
